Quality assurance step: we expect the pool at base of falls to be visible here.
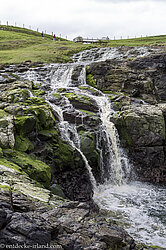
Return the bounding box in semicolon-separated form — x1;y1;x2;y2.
94;181;166;248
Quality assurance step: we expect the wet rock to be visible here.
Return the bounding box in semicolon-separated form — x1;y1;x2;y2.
0;110;15;149
63;92;99;113
0;209;7;229
79;130;101;182
113;104;166;183
0;185;137;250
114;104;165;148
87;53;166;104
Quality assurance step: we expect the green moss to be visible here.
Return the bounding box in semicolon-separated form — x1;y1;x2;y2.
23;105;56;131
28;97;46;105
63;92;91;105
103;90;120;95
15;135;34;152
113;101;123;111
3;149;51;188
0;147;3;157
57;88;67;93
0;184;10;190
52;93;61;99
79;109;96;116
9;89;30;103
0;157;23;173
146;81;152;91
86;71;97;88
38;129;59;140
0;109;7;118
32;89;45;96
14;115;36;135
63;92;77;99
78;86;98;93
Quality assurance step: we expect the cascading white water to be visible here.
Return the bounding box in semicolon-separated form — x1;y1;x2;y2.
18;46;166;248
95;96;131;185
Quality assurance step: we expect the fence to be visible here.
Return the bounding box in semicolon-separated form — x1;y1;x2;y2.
0;20;68;40
0;20;151;41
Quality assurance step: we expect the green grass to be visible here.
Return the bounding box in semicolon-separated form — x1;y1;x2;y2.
0;25;166;64
0;25;98;64
107;35;166;47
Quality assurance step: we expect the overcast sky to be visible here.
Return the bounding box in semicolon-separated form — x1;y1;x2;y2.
0;0;166;40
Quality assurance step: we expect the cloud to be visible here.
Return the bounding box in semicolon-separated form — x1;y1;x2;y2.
0;0;166;40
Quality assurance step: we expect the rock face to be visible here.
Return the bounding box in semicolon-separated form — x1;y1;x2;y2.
0;156;135;250
88;51;166;183
0;77;93;201
0;187;136;250
87;52;166;104
113;104;166;182
1;48;166;248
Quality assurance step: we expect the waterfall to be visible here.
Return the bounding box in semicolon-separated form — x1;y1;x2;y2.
95;96;130;185
17;46;166;248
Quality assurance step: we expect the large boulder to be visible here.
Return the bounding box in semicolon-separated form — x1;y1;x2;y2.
114;104;165;148
113;104;166;183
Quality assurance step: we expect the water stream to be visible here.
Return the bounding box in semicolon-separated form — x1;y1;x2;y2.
18;46;166;247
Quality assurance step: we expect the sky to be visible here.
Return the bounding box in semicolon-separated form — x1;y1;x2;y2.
0;0;166;40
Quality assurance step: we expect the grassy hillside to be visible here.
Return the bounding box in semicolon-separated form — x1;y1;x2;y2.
0;25;166;64
0;25;97;64
108;35;166;47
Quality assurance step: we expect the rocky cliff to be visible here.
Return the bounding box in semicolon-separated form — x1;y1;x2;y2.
0;48;165;249
87;51;166;183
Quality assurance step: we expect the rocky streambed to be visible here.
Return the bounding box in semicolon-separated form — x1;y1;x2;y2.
0;46;166;249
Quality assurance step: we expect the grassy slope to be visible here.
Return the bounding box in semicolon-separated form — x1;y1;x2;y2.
108;35;166;47
0;25;166;64
0;25;98;64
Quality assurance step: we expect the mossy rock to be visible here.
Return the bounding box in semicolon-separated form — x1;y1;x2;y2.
14;135;34;152
23;105;56;130
52;93;61;99
4;104;24;115
79;130;100;180
0;157;23;173
32;89;46;96
3;149;51;188
0;147;3;157
50;184;65;198
38;129;59;141
14;115;36;135
7;89;31;103
0;109;8;118
63;92;98;113
86;67;97;88
28;97;46;105
114;105;165;148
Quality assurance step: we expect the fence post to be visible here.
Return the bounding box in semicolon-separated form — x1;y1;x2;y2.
7;21;8;26
23;24;24;28
37;28;38;32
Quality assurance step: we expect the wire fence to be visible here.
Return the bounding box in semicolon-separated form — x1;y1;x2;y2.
0;20;68;40
0;20;153;41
